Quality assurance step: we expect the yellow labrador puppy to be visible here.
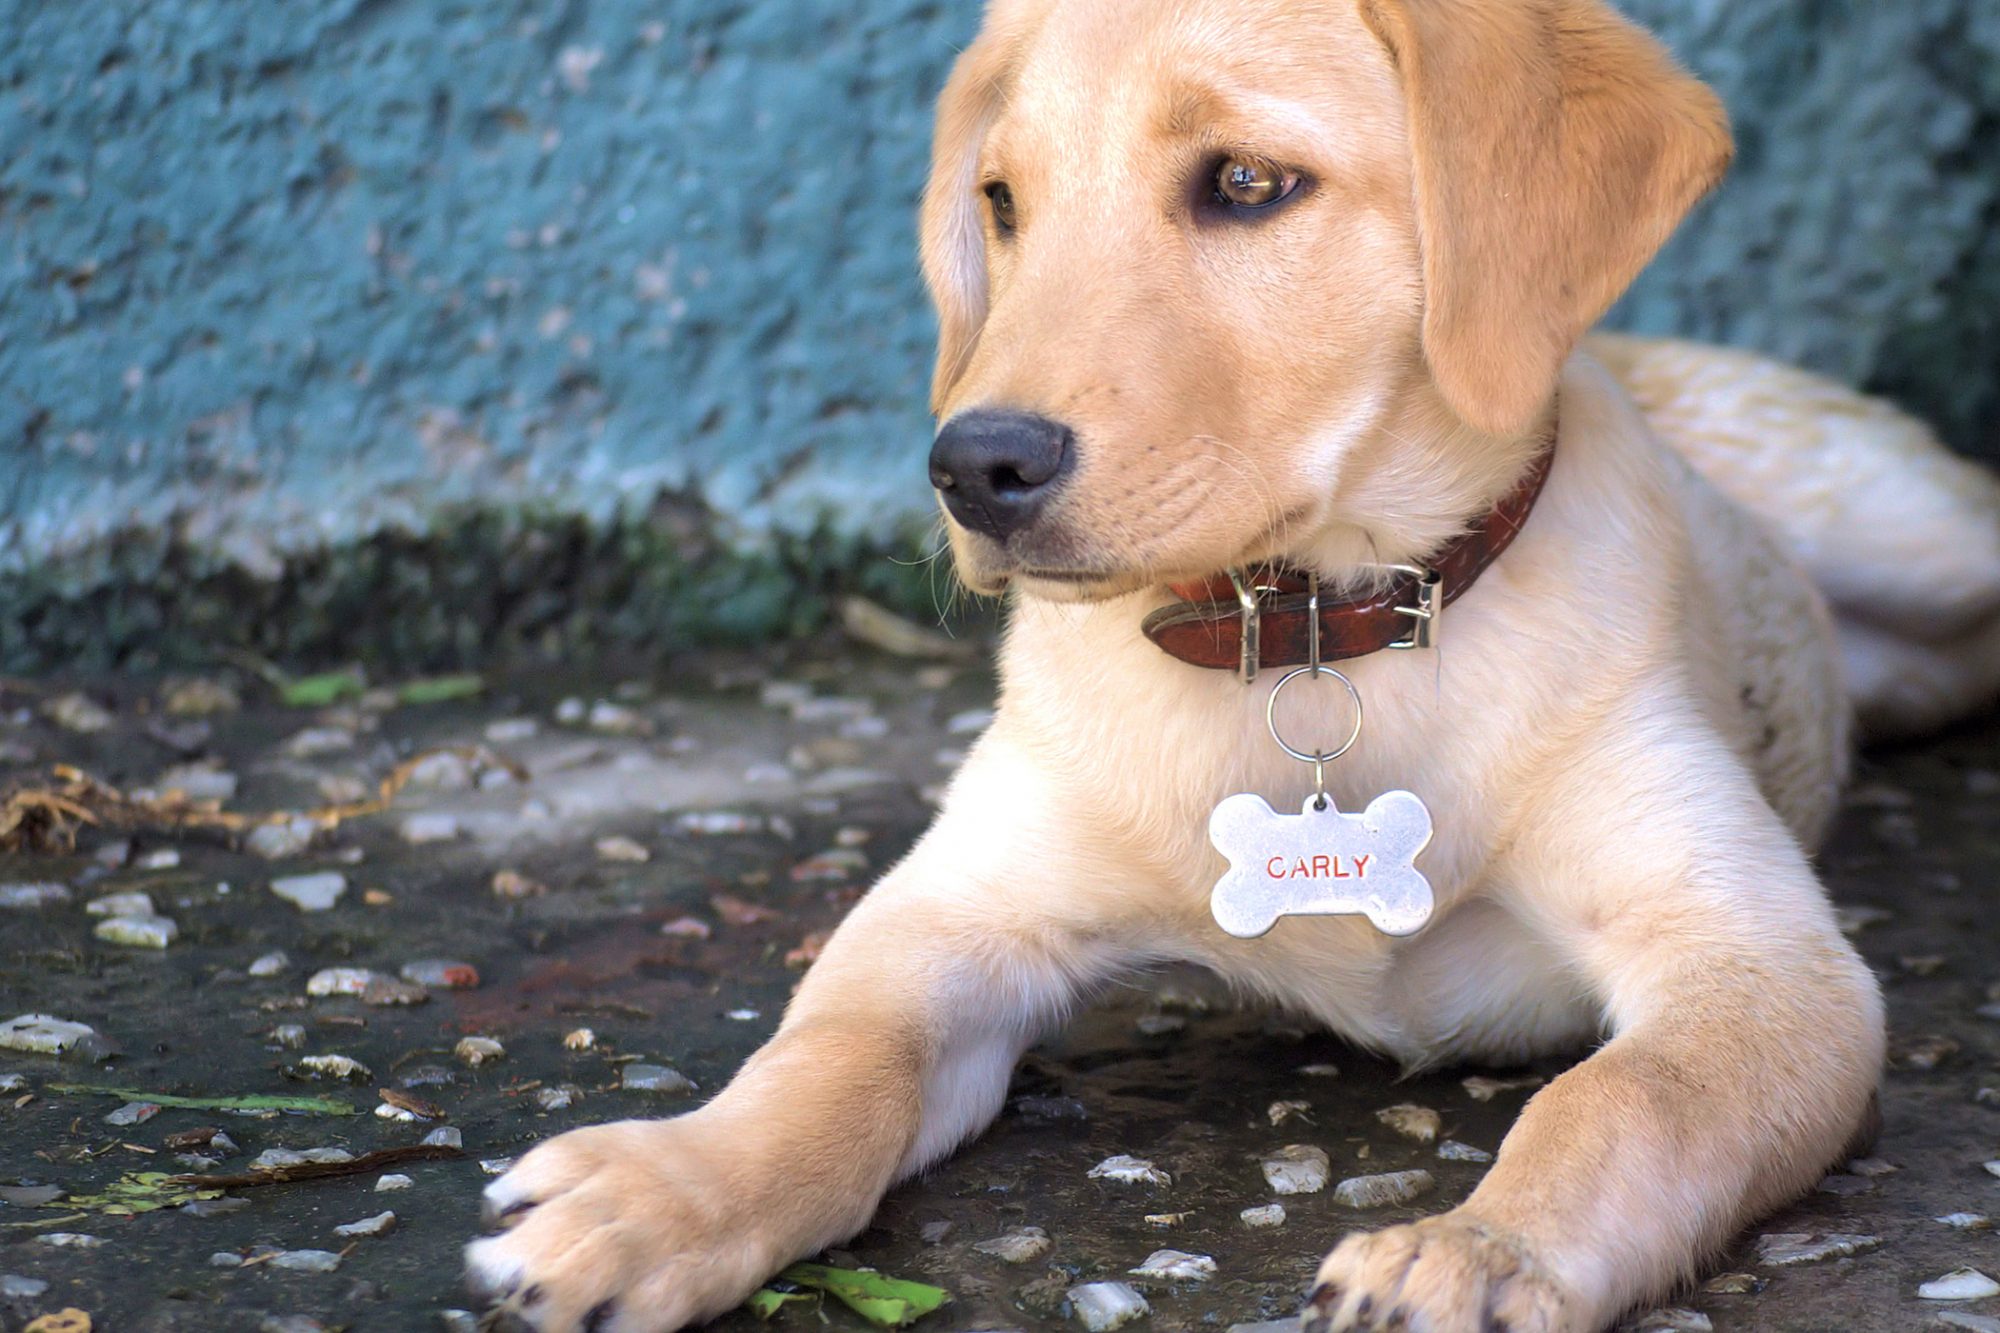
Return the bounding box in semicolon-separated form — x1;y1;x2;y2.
467;0;2000;1329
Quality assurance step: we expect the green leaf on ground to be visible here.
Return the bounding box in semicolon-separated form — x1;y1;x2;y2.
745;1289;817;1320
59;1171;225;1216
49;1084;357;1115
395;674;485;705
770;1263;951;1328
277;669;367;708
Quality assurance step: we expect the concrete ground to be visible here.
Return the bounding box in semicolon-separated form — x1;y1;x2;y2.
0;640;1996;1333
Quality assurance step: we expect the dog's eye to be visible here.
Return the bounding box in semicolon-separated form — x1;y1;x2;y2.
1214;157;1300;210
985;181;1018;233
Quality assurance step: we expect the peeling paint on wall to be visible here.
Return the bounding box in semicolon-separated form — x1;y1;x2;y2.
1;1;1996;669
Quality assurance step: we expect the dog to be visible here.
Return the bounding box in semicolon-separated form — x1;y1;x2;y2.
466;1;2000;1329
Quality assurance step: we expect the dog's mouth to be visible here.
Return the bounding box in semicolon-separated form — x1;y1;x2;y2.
948;496;1325;606
998;567;1153;603
1021;515;1322;604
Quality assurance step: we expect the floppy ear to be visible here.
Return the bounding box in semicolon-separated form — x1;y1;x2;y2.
1359;0;1732;437
919;32;1012;413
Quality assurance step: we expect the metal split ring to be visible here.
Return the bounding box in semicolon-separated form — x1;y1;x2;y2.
1264;663;1365;769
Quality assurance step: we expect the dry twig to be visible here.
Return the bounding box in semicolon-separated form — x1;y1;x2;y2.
0;747;526;854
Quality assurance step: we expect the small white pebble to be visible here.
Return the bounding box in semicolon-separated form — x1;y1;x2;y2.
375;1174;414;1192
485;717;538;743
400;959;480;990
1240;1203;1286;1228
0;883;70;910
1920;1264;2000;1296
1375;1103;1441;1143
0;1014;96;1055
1936;1213;1991;1230
972;1226;1052;1264
621;1063;697;1094
1935;1312;2000;1333
271;873;347;913
247;817;319;859
1067;1281;1149;1332
455;1036;506;1066
1461;1075;1542;1102
1437;1140;1494;1163
293;1053;371;1082
400;812;461;845
1334;1170;1435;1209
1920;1269;2000;1301
596;835;651;863
248;950;290;977
1128;1249;1216;1282
86;891;155;917
1754;1232;1881;1266
333;1211;397;1238
536;1085;580;1111
1089;1154;1171;1186
1261;1145;1330;1195
305;966;382;997
93;914;179;948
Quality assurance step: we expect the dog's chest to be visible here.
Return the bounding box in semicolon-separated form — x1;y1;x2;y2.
1001;598;1600;1061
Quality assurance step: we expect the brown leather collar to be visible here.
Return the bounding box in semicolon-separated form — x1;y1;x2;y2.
1140;431;1557;674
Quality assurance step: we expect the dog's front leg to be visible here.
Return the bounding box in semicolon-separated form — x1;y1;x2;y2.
1307;711;1884;1333
464;741;1135;1333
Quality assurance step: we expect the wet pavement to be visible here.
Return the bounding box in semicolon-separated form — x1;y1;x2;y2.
0;640;1997;1333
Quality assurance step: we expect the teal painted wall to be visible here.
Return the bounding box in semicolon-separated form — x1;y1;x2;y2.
3;1;1997;669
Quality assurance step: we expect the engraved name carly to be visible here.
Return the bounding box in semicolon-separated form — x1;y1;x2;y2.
1265;854;1373;880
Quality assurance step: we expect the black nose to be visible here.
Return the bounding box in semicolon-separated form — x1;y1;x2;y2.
928;410;1075;542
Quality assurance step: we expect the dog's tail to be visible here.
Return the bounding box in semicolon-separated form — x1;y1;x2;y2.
1588;331;2000;740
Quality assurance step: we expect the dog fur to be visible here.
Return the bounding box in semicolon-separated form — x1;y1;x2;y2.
466;2;2000;1329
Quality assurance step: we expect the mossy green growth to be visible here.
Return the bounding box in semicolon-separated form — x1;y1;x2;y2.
0;499;973;677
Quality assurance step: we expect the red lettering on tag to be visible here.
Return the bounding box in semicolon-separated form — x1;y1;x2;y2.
1261;854;1375;881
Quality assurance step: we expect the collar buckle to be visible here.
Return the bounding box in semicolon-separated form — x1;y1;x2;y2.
1224;568;1264;684
1385;565;1443;651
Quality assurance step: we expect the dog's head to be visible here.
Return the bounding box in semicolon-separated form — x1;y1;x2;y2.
920;0;1730;599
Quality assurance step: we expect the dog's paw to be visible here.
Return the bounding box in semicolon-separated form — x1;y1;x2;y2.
464;1116;776;1333
1302;1215;1577;1333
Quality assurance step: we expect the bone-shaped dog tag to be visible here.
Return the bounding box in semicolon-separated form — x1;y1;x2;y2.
1209;791;1436;938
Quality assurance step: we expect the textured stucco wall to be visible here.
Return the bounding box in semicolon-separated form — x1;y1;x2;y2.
3;0;1997;670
